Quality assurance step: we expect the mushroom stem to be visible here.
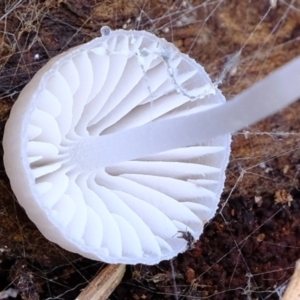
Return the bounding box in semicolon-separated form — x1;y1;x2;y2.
76;264;126;300
88;56;300;167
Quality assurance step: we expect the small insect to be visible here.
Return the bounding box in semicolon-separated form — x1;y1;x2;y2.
175;230;196;250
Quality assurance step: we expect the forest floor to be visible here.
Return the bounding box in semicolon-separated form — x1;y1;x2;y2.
1;1;300;299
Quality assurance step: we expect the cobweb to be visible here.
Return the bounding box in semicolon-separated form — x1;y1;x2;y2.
0;0;300;299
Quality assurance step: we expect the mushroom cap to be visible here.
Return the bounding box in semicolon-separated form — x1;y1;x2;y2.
3;29;231;265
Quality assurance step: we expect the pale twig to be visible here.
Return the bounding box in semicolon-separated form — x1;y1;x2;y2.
282;259;300;300
0;288;18;299
76;264;126;300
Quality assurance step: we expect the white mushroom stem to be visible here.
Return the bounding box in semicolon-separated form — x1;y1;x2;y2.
93;56;300;167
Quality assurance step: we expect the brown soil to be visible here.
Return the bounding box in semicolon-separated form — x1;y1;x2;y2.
1;0;300;299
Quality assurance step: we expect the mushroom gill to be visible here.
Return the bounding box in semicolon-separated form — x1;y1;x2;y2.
3;28;231;264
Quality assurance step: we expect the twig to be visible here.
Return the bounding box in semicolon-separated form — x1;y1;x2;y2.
282;259;300;300
0;288;18;299
76;264;126;300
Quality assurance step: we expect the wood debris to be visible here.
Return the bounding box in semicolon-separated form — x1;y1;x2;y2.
0;288;18;299
274;189;293;206
76;264;125;300
282;259;300;299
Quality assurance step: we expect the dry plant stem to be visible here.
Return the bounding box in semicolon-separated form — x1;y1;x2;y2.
0;288;18;299
76;264;126;300
282;259;300;300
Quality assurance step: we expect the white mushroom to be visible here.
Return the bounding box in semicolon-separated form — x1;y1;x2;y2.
3;28;230;264
3;28;300;265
